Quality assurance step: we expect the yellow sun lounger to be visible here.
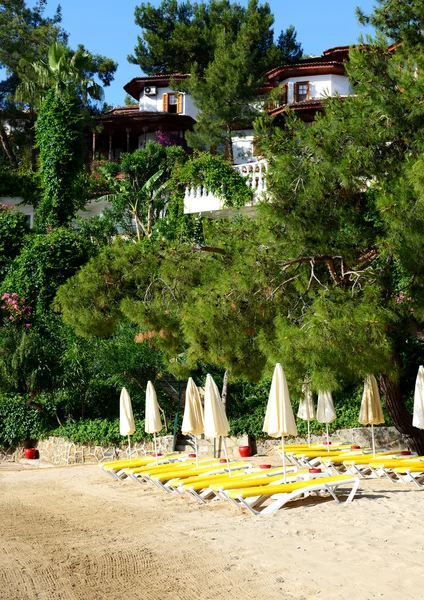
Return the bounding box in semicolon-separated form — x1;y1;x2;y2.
179;466;306;503
101;453;188;479
127;458;218;484
342;451;403;477
193;468;333;504
366;457;421;482
393;464;424;488
224;474;360;516
150;461;250;492
286;446;355;468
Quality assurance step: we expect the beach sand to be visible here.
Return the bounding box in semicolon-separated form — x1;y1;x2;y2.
0;461;423;600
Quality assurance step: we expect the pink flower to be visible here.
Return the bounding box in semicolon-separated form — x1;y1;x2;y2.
9;315;13;321
1;306;5;310
50;246;54;250
25;323;30;328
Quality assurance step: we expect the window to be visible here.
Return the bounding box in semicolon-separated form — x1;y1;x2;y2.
294;81;309;102
162;92;183;114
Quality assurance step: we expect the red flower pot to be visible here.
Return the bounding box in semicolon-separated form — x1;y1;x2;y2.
24;448;37;459
259;464;272;469
238;445;251;458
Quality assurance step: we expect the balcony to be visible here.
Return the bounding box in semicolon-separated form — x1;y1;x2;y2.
184;160;268;218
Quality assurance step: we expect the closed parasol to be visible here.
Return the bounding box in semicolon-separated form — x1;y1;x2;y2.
182;377;204;466
263;363;298;482
359;375;384;457
120;387;135;462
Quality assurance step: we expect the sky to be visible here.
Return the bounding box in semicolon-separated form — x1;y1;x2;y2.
30;0;377;107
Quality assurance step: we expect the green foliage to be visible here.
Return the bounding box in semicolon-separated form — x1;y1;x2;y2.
130;0;282;76
228;383;393;438
50;418;164;446
0;169;41;206
0;0;67;105
185;8;269;154
0;393;55;446
97;142;188;240
54;240;157;338
0;205;29;279
35;89;85;228
175;152;253;208
1;227;92;315
274;24;303;65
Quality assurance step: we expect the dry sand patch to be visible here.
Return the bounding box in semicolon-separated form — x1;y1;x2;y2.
0;465;423;599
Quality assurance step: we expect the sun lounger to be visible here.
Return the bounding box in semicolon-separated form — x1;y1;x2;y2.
179;466;306;503
367;456;422;482
286;446;355;468
223;474;360;516
101;453;189;479
149;461;250;492
309;449;385;473
342;451;403;477
127;457;218;484
393;464;424;488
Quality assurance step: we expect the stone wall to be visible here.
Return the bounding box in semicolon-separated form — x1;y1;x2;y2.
0;436;175;466
0;426;408;465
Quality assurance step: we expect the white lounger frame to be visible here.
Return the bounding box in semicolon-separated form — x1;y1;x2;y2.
222;476;360;516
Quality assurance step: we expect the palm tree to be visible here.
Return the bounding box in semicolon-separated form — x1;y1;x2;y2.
98;170;168;242
15;42;104;106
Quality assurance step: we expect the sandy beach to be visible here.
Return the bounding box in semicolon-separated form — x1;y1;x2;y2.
1;462;423;600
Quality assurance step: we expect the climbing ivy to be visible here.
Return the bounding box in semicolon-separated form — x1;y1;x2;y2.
174;152;253;209
35;89;85;229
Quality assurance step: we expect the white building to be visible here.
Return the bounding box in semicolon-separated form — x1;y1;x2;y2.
2;47;354;223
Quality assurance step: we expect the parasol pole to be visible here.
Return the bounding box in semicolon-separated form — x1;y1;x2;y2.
222;436;231;476
371;423;376;458
194;435;199;468
308;421;311;447
128;435;132;463
154;432;158;464
326;423;330;452
281;435;287;484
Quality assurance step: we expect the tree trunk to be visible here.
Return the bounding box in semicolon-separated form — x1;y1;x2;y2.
224;126;233;162
25;390;43;412
221;370;229;414
378;374;424;454
0;124;18;168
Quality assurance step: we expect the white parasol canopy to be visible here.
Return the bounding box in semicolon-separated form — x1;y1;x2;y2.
182;377;204;466
297;379;315;446
413;366;424;430
119;387;135;461
203;374;230;469
145;381;162;460
317;390;336;450
359;375;385;457
263;363;297;482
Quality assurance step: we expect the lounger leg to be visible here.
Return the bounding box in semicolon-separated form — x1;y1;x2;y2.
325;479;359;504
258;492;296;516
220;491;243;510
406;472;424;489
186;488;207;504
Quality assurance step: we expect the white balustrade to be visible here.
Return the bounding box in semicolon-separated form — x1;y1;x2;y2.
184;160;268;216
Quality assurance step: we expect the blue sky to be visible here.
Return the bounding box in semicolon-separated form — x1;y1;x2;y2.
32;0;377;106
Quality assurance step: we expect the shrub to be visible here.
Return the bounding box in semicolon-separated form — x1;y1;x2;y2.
0;394;55;446
51;418;165;446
